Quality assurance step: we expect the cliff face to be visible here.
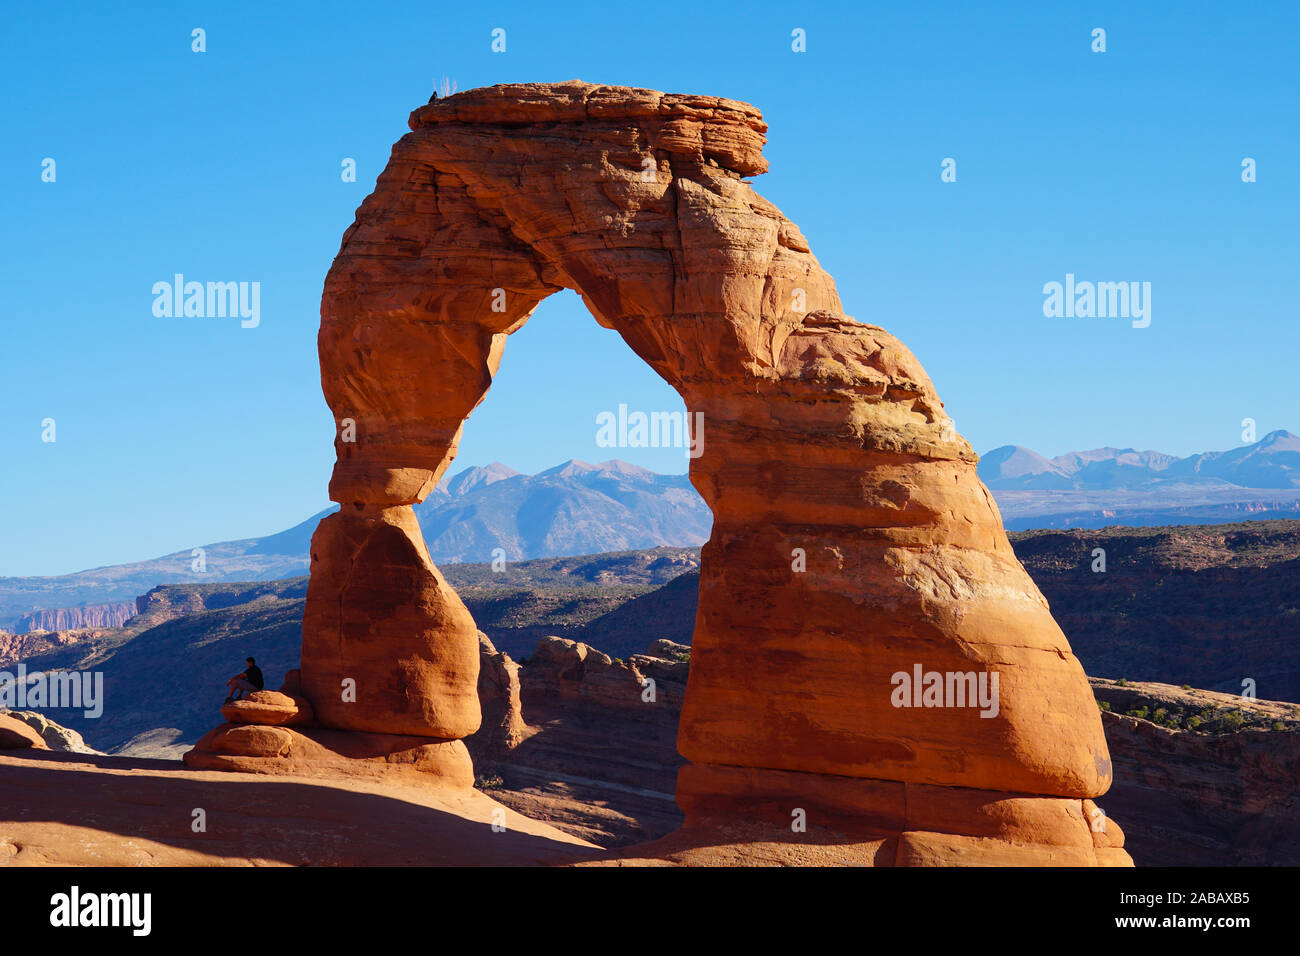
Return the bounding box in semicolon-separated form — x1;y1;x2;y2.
470;634;687;792
128;578;310;631
1091;679;1300;865
467;635;688;847
15;602;136;634
1011;523;1300;702
0;628;95;666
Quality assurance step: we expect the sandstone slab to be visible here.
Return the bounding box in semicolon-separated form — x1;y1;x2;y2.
0;714;48;750
184;724;474;788
220;690;314;727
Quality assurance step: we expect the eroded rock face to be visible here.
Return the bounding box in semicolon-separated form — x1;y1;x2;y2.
220;690;314;727
184;724;475;788
0;711;100;754
467;635;686;796
301;506;480;738
298;81;1124;863
0;714;48;750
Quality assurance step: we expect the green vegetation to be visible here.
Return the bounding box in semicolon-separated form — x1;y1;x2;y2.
1099;691;1298;735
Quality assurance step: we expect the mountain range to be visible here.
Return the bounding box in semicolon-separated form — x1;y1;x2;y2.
3;433;1298;627
978;429;1300;491
0;460;710;629
979;431;1300;531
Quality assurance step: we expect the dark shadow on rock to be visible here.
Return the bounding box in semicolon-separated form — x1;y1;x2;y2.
0;752;600;866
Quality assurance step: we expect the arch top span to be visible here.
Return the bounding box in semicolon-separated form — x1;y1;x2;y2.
318;79;895;508
407;80;771;177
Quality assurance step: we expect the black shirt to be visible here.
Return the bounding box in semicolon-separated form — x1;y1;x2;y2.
245;665;264;690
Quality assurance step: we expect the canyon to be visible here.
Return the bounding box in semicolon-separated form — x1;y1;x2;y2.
7;81;1295;868
466;636;1300;865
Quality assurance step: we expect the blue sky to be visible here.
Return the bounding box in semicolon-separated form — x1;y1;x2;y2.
3;0;1297;575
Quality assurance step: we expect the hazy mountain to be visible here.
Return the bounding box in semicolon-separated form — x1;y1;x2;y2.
1165;429;1300;488
977;446;1073;490
980;430;1300;491
980;431;1300;530
415;459;708;564
5;434;1298;626
0;460;709;627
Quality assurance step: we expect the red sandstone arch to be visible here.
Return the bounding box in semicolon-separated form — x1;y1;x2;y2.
196;82;1130;865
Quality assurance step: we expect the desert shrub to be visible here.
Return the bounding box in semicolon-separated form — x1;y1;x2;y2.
1098;701;1111;712
1126;706;1150;720
1115;678;1128;687
475;772;504;791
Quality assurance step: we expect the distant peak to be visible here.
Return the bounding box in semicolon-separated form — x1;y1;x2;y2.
536;459;599;478
595;459;655;476
440;461;523;496
535;458;660;480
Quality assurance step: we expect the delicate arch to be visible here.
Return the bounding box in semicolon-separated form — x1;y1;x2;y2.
296;82;1125;865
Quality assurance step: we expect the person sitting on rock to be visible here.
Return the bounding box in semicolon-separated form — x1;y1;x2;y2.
224;657;264;704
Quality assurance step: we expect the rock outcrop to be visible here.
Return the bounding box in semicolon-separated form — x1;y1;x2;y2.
0;628;98;666
0;711;100;754
220;690;314;727
0;714;48;750
193;81;1128;864
185;664;475;787
469;635;686;796
466;635;687;849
